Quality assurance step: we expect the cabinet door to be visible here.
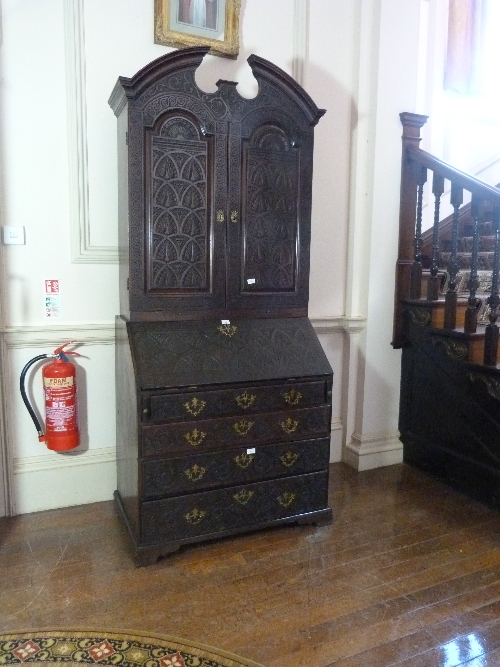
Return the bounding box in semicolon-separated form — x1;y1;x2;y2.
133;112;226;316
226;119;312;315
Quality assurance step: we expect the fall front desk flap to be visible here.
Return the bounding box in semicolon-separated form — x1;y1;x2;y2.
126;317;332;391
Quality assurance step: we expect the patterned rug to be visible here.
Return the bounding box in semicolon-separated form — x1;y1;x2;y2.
0;630;264;667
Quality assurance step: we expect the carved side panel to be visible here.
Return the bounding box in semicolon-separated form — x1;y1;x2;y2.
147;117;210;293
242;127;299;292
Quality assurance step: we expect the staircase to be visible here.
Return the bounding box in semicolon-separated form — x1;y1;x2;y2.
394;113;500;509
422;195;500;325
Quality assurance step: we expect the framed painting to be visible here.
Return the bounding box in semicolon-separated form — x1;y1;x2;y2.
154;0;241;59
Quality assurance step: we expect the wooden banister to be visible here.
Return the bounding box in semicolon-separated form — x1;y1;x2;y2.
406;146;500;203
393;113;428;348
394;113;500;366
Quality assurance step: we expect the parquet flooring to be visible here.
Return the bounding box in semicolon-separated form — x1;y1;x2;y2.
2;463;500;666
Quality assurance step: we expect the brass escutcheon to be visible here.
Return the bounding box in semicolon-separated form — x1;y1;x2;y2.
183;397;206;417
184;428;207;447
185;508;207;524
235;391;256;410
230;209;238;223
278;491;296;508
280;417;299;434
280;451;299;468
184;464;207;482
283;389;302;405
233;419;254;436
216;210;225;223
234;452;255;468
233;489;254;505
218;323;237;337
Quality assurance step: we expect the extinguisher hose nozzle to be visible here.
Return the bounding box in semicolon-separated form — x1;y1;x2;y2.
20;354;50;438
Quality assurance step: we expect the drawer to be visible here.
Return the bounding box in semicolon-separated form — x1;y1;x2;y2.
141;405;331;457
141;470;329;543
146;380;330;423
141;437;330;498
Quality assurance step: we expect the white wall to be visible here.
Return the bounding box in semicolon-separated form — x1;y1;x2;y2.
342;0;422;470
0;0;423;514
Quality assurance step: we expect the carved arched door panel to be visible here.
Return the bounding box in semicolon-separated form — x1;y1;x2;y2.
226;116;313;314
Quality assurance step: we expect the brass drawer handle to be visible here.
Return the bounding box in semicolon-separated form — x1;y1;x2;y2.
218;323;237;337
278;491;296;508
184;464;207;482
280;417;299;434
216;209;225;223
283;389;302;405
183;397;206;416
234;452;255;468
235;391;256;410
230;209;238;223
233;489;254;505
185;508;207;524
280;451;299;468
184;428;206;447
233;419;254;436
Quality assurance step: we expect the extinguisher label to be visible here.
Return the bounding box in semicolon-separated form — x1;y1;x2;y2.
44;376;74;388
44;384;77;433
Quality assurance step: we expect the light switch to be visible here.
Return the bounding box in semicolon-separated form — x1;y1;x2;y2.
3;226;25;245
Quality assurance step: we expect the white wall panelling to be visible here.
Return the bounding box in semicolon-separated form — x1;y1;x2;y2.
3;325;116;514
64;0;119;264
13;447;117;515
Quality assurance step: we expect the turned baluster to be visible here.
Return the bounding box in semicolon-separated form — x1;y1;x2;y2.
444;182;463;329
484;205;500;365
427;172;445;300
464;195;481;333
410;165;428;299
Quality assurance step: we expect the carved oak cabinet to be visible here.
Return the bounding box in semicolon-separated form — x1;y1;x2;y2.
109;47;333;565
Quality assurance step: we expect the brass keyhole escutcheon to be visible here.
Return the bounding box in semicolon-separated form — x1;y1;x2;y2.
218;323;237;337
216;210;225;223
233;489;254;505
233;419;254;436
280;417;299;434
184;428;207;447
184;397;206;417
184;464;207;482
234;452;255;468
280;451;299;468
235;391;256;410
277;491;296;508
283;389;302;405
185;508;207;524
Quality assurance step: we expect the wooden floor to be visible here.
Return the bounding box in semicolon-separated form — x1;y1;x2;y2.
3;463;500;666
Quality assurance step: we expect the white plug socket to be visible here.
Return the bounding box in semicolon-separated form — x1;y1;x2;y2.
3;226;25;245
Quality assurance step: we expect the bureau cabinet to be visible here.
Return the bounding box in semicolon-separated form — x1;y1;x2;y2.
110;48;333;565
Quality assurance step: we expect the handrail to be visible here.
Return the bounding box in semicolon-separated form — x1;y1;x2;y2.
394;113;500;366
407;146;500;203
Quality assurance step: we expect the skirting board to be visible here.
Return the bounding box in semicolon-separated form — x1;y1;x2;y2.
330;418;342;463
344;432;403;471
12;447;117;514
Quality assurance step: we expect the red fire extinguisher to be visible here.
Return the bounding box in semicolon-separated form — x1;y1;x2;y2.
20;342;82;451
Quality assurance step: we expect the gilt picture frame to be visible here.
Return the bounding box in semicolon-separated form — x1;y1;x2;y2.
154;0;241;59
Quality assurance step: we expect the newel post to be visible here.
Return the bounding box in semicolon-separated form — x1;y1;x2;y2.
392;112;428;348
